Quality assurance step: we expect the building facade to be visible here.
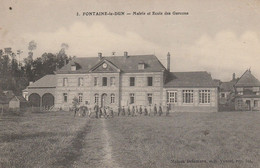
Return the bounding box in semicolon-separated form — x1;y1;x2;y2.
234;70;260;111
24;52;219;112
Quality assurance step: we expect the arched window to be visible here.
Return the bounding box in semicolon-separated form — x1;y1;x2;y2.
94;94;99;104
111;94;115;104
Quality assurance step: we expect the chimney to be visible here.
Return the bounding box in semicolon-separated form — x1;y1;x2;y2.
98;52;102;60
124;51;128;58
167;52;170;71
232;73;235;80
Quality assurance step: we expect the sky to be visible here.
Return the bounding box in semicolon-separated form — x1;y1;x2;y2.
1;0;260;81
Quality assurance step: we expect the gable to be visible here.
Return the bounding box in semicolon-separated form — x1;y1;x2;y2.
235;70;260;87
90;60;120;73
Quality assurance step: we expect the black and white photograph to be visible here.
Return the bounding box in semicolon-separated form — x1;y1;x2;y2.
0;0;259;167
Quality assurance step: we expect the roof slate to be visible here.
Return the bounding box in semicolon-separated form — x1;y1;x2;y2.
164;71;218;88
11;96;27;102
219;79;238;92
56;55;166;74
235;70;260;87
28;75;56;88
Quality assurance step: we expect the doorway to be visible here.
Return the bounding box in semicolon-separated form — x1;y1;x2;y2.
101;93;107;107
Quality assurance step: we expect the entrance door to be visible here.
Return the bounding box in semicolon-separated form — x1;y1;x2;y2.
101;93;107;107
246;100;251;111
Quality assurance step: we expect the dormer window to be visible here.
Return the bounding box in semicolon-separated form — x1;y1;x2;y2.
138;61;145;70
71;65;76;71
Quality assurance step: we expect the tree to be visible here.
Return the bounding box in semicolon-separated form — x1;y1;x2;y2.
28;40;37;61
56;43;69;68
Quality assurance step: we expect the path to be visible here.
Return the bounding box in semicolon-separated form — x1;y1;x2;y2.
99;118;121;168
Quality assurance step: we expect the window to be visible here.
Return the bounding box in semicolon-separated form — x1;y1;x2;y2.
78;93;83;103
94;94;99;104
182;90;193;103
130;77;135;86
138;63;145;70
130;93;135;104
110;77;115;86
254;100;258;107
78;77;83;86
167;91;177;103
147;93;153;105
63;93;67;102
111;94;115;104
221;93;225;98
94;77;98;86
102;77;107;86
63;78;68;86
147;77;153;86
71;65;76;71
199;90;211;104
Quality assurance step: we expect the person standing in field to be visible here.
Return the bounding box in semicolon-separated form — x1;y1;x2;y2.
148;105;152;116
144;106;148;116
99;106;103;118
103;106;107;119
139;105;143;116
158;104;163;116
74;107;78;117
132;105;135;117
122;106;125;116
117;106;121;116
166;103;170;116
127;106;131;116
136;105;139;115
110;107;114;118
154;104;157;116
94;104;98;118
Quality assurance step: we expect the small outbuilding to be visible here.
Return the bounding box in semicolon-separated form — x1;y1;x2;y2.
9;96;28;109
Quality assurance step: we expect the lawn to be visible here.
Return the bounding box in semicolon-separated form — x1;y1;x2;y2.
0;111;259;168
0;111;90;168
105;112;260;168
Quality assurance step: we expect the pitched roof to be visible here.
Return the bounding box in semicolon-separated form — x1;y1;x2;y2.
28;75;56;88
219;78;238;92
235;70;260;87
56;55;166;74
164;71;218;88
11;96;27;102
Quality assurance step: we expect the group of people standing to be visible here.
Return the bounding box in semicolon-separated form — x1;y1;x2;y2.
73;104;171;118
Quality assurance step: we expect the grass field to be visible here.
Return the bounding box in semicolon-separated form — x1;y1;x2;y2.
0;111;259;168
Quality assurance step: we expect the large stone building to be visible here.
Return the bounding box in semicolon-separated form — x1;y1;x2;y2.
24;52;219;112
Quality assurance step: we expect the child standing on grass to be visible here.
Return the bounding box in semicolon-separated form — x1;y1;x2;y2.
110;107;114;118
154;104;157;116
127;106;131;116
166;104;170;116
148;105;152;116
139;105;143;116
103;107;107;119
118;106;121;116
122;106;125;116
132;105;135;117
158;104;163;116
74;107;78;117
99;106;102;118
144;106;148;116
94;104;98;119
